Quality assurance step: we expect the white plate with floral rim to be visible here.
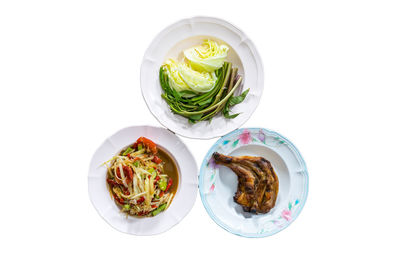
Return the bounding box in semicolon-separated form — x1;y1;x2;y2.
198;128;309;238
140;16;264;139
88;125;198;235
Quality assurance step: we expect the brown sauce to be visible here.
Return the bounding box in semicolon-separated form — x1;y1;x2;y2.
157;147;179;196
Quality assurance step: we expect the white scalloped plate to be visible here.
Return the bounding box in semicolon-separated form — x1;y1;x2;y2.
199;128;309;238
88;126;198;235
141;16;264;139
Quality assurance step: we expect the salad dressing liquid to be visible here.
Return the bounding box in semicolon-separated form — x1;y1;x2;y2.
158;147;179;196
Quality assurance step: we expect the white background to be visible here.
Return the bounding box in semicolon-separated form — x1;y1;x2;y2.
1;0;399;266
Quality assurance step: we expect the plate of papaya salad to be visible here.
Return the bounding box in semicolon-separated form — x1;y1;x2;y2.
88;126;198;235
141;17;264;139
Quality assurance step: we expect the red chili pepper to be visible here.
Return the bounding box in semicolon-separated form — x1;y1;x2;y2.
159;191;164;197
152;155;162;164
151;205;157;208
137;197;145;204
165;178;173;192
154;176;160;184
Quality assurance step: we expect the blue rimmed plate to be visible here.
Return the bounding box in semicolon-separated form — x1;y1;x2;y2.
199;128;308;238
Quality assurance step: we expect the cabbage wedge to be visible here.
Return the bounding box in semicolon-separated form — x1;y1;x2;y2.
184;40;229;72
163;59;190;93
162;59;216;95
177;63;216;93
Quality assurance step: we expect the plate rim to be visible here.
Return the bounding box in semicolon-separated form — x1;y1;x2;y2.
140;16;264;139
88;125;198;235
198;127;309;238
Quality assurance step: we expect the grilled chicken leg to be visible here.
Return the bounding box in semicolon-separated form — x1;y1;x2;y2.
213;152;279;214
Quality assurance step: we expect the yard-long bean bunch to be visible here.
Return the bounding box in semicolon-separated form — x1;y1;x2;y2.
160;62;249;123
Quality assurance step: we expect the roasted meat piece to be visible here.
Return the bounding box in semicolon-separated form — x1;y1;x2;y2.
213;152;279;214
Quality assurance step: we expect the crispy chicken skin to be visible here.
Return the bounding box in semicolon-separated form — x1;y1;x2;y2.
213;152;279;214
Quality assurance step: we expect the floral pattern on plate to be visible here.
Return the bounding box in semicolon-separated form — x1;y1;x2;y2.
199;128;309;238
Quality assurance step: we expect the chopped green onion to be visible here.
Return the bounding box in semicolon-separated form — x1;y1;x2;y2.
138;144;143;150
133;161;139;167
123;204;130;210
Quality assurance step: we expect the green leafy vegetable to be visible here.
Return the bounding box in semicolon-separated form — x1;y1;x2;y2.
177;62;216;93
163;59;217;95
184;40;229;72
163;59;190;92
223;88;250;119
228;88;250;106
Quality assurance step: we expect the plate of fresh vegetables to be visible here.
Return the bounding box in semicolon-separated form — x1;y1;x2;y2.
141;17;264;139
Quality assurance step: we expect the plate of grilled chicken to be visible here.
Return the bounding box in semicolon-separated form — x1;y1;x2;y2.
199;128;309;237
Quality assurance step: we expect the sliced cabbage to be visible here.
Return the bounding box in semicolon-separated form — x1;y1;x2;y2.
177;63;216;93
163;59;190;92
184;40;229;72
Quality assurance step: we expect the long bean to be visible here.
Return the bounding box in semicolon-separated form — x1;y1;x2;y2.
172;77;242;116
159;61;248;123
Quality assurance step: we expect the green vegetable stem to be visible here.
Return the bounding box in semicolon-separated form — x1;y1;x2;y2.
152;204;167;216
159;62;250;123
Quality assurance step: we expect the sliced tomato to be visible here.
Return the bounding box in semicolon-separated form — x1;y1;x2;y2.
165;178;173;192
107;178;118;187
116;166;134;184
116;197;125;205
123;166;134;184
123;187;130;195
152;155;162;164
133;137;157;154
115;169;123;184
137;211;149;216
137;196;145;204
